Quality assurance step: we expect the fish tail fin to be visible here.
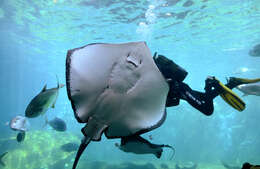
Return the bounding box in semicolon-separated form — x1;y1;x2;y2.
72;136;92;169
162;145;175;160
0;152;8;167
43;116;48;128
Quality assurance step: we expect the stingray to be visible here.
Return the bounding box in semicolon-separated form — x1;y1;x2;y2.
115;135;175;159
66;42;169;169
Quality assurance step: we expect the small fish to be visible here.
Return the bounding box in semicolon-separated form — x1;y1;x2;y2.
148;135;153;140
115;135;175;160
0;152;8;167
249;44;260;57
25;76;64;118
60;142;79;152
16;132;25;143
44;117;67;132
237;83;260;96
9;116;29;132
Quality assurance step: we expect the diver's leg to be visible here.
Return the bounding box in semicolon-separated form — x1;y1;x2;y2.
177;82;214;116
176;76;229;115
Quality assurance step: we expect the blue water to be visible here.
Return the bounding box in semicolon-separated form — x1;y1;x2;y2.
0;0;260;169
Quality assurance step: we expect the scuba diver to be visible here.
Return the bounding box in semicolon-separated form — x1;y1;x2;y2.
153;52;260;115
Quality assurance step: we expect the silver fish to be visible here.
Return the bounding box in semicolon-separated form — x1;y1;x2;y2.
236;83;260;96
9;116;29;132
25;76;64;118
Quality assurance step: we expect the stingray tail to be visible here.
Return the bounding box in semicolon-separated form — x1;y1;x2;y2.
72;136;91;169
162;145;175;160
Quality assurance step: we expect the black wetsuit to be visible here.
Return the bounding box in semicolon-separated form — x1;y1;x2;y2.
153;53;236;116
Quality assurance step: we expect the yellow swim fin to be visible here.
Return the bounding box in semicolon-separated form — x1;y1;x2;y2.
218;81;245;111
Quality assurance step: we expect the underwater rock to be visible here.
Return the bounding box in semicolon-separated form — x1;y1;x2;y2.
43;154;74;169
104;162;157;169
3;131;78;169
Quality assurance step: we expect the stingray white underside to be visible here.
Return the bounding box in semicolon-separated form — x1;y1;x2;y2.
66;42;169;140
